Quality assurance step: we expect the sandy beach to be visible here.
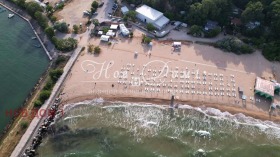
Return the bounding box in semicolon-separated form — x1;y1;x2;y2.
59;28;280;121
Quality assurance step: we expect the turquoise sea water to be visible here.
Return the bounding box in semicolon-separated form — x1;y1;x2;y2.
0;8;49;131
37;100;280;157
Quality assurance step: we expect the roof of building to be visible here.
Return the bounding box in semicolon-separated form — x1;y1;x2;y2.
255;77;275;98
110;24;118;29
121;6;129;14
231;18;242;26
135;5;163;21
205;20;219;30
154;16;169;28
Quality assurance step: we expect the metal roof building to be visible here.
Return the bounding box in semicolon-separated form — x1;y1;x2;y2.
135;5;169;30
254;77;275;99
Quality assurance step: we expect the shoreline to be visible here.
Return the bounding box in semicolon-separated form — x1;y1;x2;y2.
62;95;280;123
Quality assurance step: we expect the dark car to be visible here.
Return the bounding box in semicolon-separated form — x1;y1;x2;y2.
98;2;104;7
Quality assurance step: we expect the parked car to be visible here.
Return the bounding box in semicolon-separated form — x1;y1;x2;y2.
92;12;98;16
99;2;104;7
83;11;90;15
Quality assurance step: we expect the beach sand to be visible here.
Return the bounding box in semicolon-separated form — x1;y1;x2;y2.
60;29;280;121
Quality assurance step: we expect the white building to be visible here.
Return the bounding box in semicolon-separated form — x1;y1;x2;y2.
121;6;129;15
119;24;130;36
135;5;169;30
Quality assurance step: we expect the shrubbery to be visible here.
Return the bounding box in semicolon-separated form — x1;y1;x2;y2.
146;23;156;32
45;26;55;38
49;69;63;82
54;22;69;33
215;38;254;55
39;90;51;103
25;1;43;17
262;41;280;61
20;121;29;130
204;28;221;38
189;25;203;37
73;25;79;34
34;68;63;107
142;34;152;44
94;46;101;54
52;37;78;52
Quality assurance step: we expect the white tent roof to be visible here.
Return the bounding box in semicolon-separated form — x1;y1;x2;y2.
136;5;163;21
173;42;182;46
100;35;110;41
106;31;115;36
121;6;129;14
110;24;118;30
154;16;169;29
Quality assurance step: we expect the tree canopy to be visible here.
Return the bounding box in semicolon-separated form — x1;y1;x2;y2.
241;1;264;23
25;1;43;17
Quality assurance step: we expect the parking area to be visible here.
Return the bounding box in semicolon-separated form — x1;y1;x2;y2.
52;0;114;27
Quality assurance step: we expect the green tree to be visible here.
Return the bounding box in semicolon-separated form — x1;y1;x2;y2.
20;121;29;130
142;34;152;44
46;5;53;13
73;25;79;34
43;79;54;90
26;2;43;17
91;1;99;9
146;23;156;32
241;1;264;23
126;10;137;21
92;19;99;26
187;3;207;26
16;0;26;8
39;90;51;103
189;25;203;37
262;41;280;61
52;37;78;52
268;0;280;38
45;26;55;38
54;22;69;33
49;69;63;82
33;100;43;107
34;11;48;29
94;46;101;54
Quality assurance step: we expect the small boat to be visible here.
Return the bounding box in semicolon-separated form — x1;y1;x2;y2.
8;14;14;18
31;37;37;40
33;44;41;48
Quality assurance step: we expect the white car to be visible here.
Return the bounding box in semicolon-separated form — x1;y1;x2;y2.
83;11;90;15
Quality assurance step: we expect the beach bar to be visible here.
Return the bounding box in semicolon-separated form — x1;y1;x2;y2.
254;77;275;99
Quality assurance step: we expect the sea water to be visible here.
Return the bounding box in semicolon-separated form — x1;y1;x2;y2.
0;8;49;131
37;100;280;157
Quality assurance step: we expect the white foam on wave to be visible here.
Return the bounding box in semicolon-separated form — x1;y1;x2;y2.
61;99;280;140
63;114;90;121
63;98;104;113
195;130;211;137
